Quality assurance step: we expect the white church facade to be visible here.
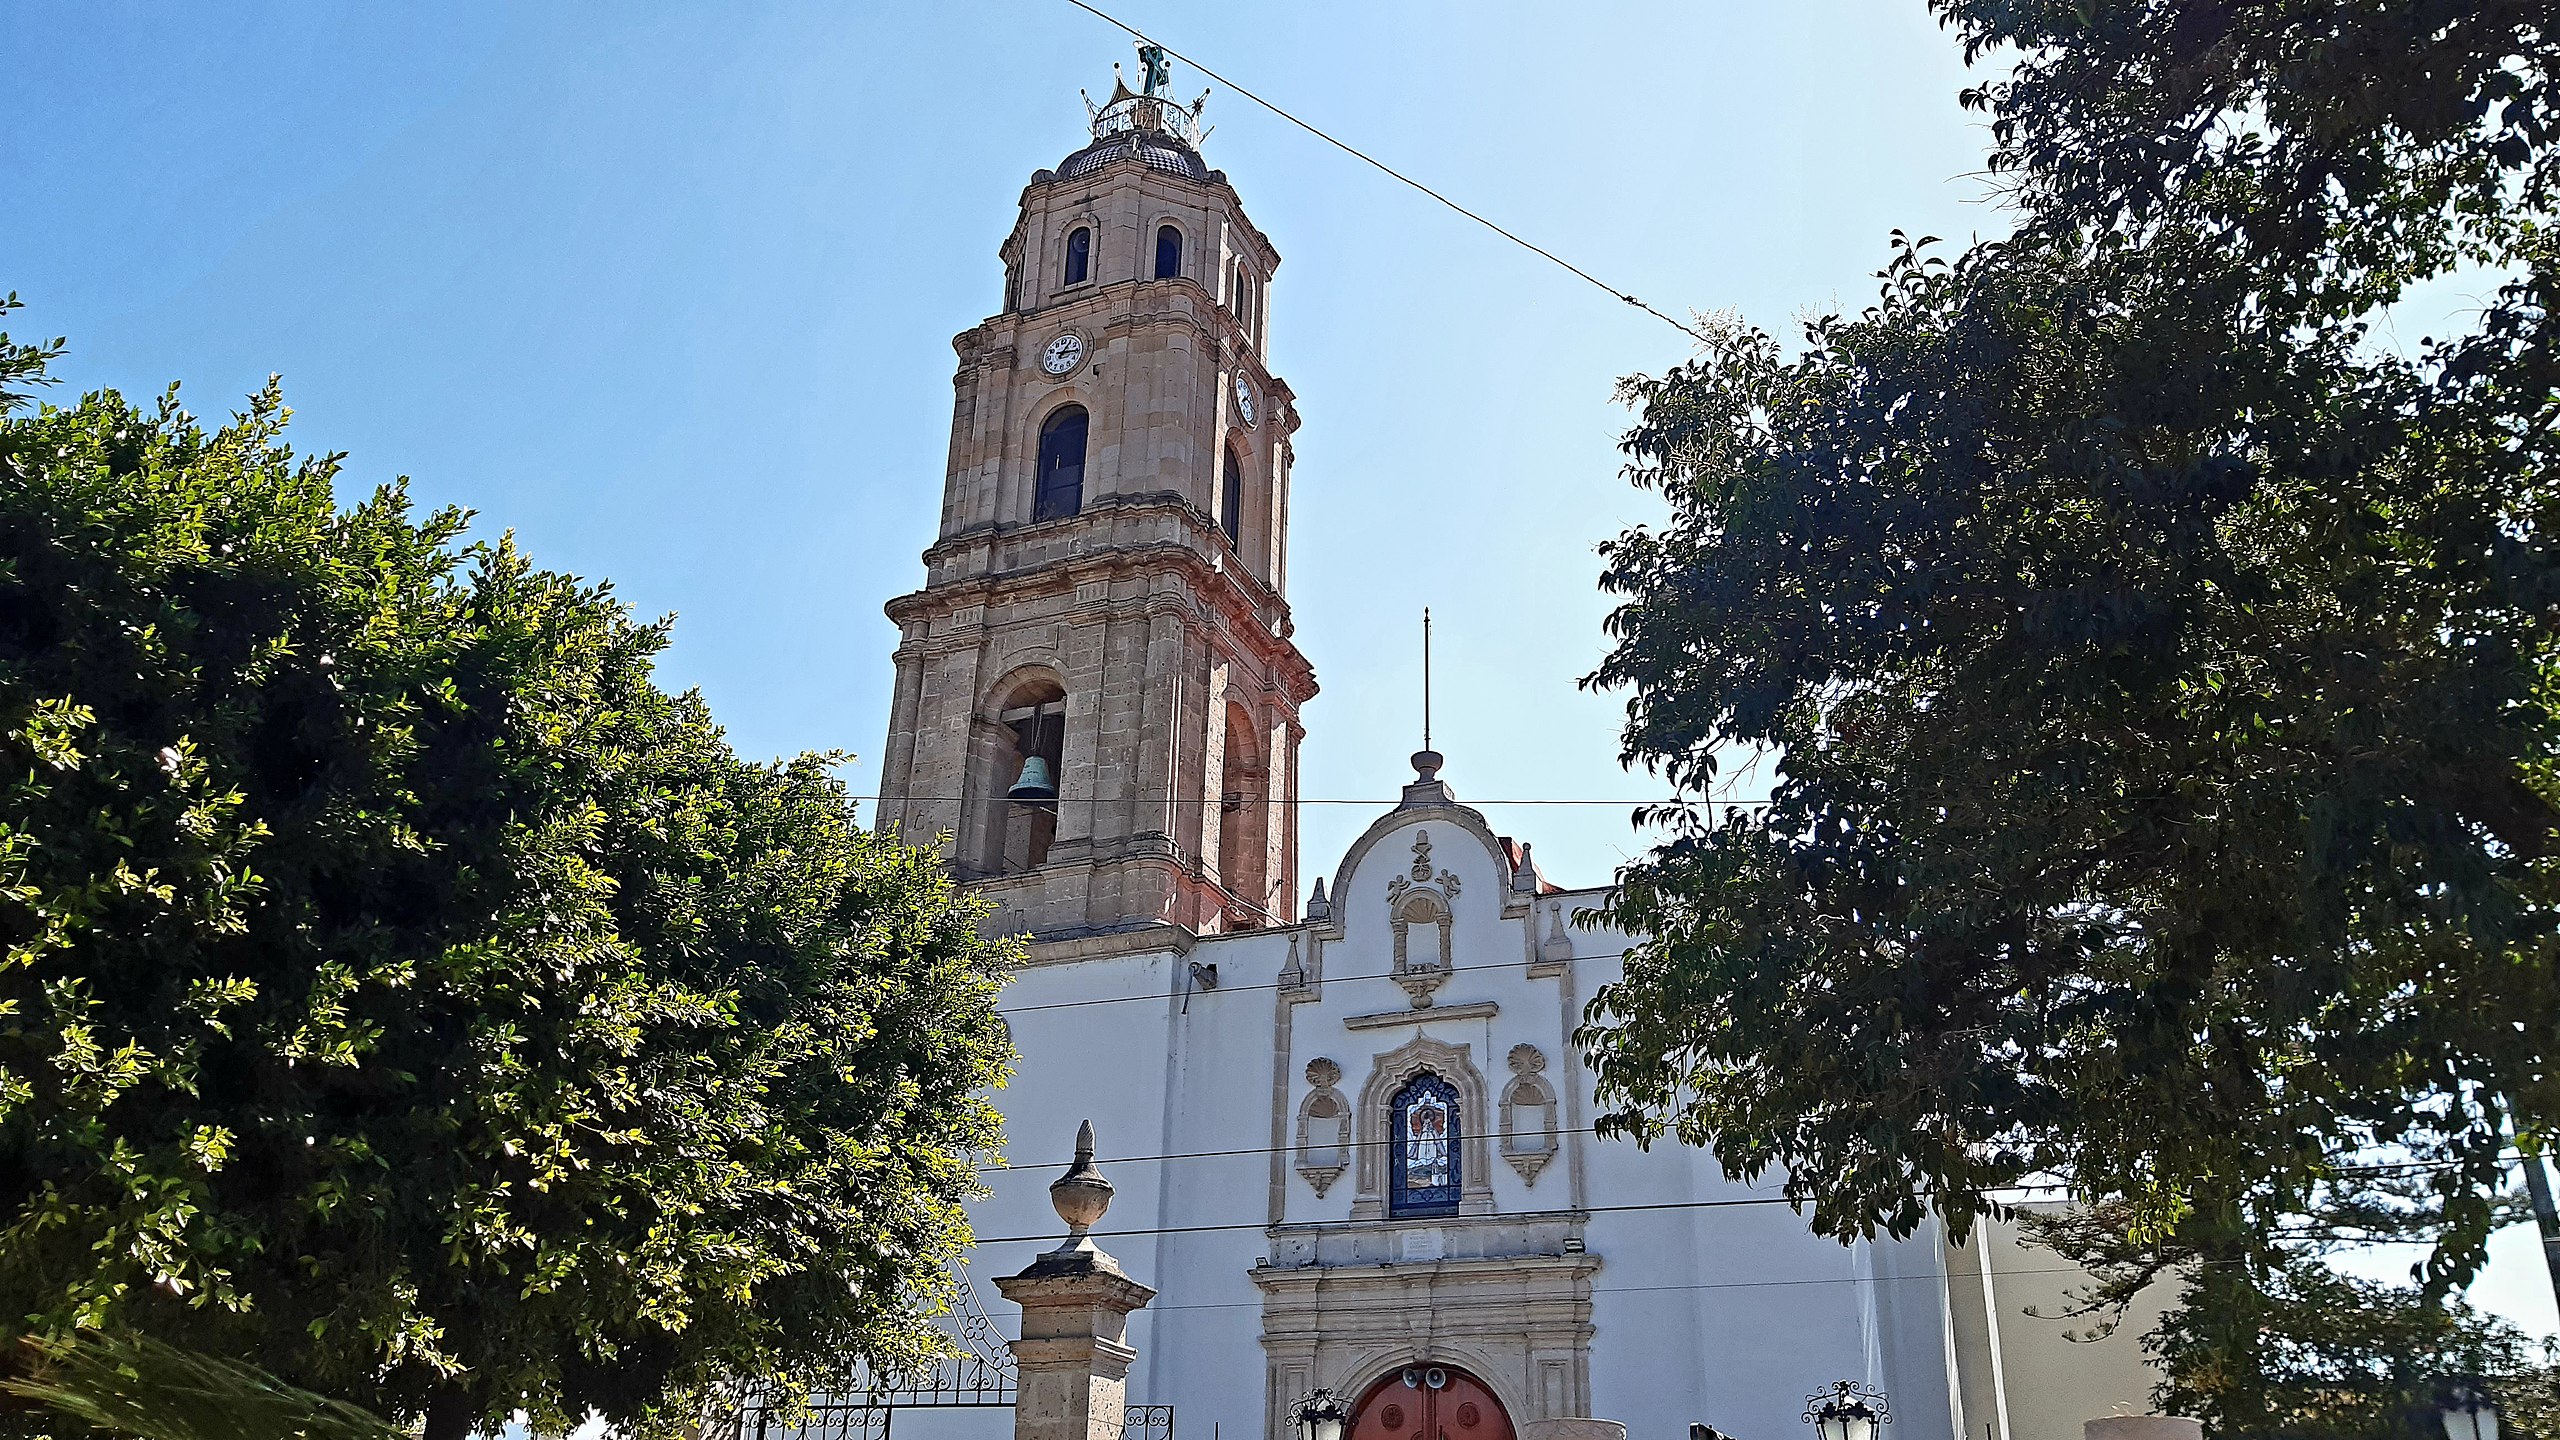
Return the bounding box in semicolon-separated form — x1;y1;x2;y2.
866;59;2167;1440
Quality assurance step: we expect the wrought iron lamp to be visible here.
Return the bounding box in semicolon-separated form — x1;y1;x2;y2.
2437;1378;2500;1440
1296;1389;1350;1440
1804;1382;1890;1440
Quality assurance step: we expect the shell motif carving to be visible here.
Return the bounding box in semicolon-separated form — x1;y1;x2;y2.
1295;1057;1351;1196
1499;1043;1561;1186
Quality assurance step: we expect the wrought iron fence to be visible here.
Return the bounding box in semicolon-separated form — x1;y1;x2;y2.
725;1397;1169;1440
854;1354;1017;1407
734;1402;893;1440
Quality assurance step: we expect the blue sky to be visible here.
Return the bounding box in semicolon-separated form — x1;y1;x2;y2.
11;1;2552;1340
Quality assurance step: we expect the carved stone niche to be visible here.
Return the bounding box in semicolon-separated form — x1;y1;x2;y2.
1499;1044;1560;1186
1295;1057;1351;1196
1385;829;1464;1009
1351;1033;1495;1219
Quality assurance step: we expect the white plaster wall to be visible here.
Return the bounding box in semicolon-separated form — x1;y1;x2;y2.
965;799;1963;1440
972;930;1293;1438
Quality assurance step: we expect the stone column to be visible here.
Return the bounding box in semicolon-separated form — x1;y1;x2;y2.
997;1121;1157;1440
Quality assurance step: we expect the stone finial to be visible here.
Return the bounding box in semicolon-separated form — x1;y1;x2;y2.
1400;751;1456;807
1048;1119;1114;1252
1511;841;1539;893
1540;900;1575;963
1306;877;1331;921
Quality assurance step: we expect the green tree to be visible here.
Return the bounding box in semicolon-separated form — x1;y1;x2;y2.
5;1334;404;1440
1578;3;2559;1431
0;305;1014;1440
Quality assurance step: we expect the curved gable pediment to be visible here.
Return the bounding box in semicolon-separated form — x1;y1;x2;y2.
1315;801;1528;943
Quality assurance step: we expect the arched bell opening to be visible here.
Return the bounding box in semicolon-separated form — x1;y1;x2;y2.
1346;1364;1514;1440
967;671;1067;877
1217;700;1269;927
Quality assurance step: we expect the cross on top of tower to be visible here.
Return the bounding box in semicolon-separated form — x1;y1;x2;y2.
1091;42;1211;151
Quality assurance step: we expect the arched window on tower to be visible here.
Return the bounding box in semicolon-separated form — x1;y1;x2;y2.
1035;406;1088;522
1155;224;1183;279
1217;701;1267;927
1063;226;1091;286
1389;1072;1462;1218
1220;441;1246;549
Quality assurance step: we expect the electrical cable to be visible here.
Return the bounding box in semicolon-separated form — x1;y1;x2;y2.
956;1168;2536;1252
958;1189;2068;1247
992;949;1635;1018
987;1126;2539;1181
1134;1263;2194;1313
1057;0;1712;347
850;796;1771;807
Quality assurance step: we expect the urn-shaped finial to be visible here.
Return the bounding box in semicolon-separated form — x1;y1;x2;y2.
1048;1119;1114;1250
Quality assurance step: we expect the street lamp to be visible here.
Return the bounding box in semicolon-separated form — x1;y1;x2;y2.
2437;1378;2500;1440
1804;1382;1890;1440
1296;1389;1350;1440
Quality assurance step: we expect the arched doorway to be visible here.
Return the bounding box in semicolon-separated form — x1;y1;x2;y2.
1346;1364;1513;1440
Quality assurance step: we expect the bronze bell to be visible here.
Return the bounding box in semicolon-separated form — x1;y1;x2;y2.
1008;754;1058;801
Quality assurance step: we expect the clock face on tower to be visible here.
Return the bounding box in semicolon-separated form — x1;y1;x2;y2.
1041;333;1086;376
1235;374;1258;426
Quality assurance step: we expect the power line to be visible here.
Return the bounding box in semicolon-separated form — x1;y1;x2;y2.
1136;1263;2180;1313
992;949;1632;1018
960;1163;2538;1247
990;1124;2539;1181
1057;0;1712;347
983;1122;1627;1173
853;795;1769;807
961;1190;2015;1246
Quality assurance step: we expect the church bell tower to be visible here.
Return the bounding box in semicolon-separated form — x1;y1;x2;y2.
875;53;1317;954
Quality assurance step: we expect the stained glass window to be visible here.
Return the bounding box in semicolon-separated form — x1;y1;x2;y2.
1389;1073;1461;1216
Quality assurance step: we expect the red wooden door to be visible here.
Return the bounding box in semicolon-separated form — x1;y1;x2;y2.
1347;1366;1514;1440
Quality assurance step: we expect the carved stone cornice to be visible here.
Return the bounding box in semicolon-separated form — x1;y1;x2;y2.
1020;153;1279;270
1344;1000;1498;1031
885;503;1319;705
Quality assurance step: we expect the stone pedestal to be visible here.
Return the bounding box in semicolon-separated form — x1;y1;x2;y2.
998;1121;1158;1440
998;1254;1157;1440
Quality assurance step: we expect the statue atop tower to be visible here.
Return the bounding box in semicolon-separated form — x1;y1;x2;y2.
874;51;1316;955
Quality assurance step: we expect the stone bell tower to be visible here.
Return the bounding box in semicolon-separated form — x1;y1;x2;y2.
875;51;1317;955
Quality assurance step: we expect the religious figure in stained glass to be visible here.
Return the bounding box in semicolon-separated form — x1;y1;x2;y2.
1389;1073;1462;1216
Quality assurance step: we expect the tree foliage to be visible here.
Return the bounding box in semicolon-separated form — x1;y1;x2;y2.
1580;3;2560;1430
0;309;1014;1439
4;1334;403;1440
